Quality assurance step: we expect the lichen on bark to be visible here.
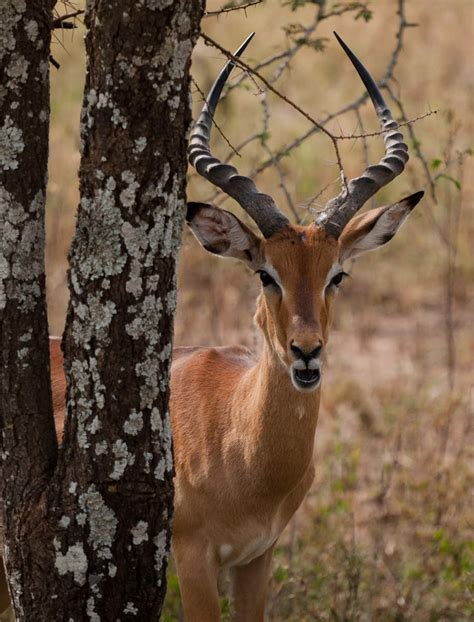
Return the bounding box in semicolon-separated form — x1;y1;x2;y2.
0;2;57;619
53;1;205;619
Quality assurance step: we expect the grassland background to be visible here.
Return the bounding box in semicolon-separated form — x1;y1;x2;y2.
47;1;473;620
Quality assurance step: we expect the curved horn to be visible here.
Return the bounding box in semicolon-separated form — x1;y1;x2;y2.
316;32;409;238
188;34;290;239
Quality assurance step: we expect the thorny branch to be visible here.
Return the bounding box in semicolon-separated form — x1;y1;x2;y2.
52;9;84;29
200;31;348;190
204;0;263;18
196;0;431;215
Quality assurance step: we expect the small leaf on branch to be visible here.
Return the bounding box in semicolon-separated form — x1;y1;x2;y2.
355;8;373;22
308;37;329;52
437;174;461;190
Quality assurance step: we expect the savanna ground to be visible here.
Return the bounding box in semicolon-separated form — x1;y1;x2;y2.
43;1;474;620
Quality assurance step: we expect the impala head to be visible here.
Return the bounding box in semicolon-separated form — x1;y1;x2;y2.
187;33;423;392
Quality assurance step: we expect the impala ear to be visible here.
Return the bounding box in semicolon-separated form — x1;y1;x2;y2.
186;202;262;267
339;191;424;261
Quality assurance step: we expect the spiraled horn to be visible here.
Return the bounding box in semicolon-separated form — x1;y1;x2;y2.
188;34;290;239
316;32;409;238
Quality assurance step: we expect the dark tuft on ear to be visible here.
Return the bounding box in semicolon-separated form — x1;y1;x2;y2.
403;191;424;209
186;202;208;222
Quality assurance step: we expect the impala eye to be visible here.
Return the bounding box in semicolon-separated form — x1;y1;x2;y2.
258;270;278;288
328;271;349;289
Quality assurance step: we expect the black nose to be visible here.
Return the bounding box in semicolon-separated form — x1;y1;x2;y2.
290;343;322;364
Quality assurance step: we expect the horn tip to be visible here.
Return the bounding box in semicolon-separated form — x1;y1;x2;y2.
236;32;256;57
404;190;424;208
333;31;345;46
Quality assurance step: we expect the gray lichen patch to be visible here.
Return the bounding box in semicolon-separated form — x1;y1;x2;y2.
149;407;173;479
126;295;163;343
0;187;45;311
0;2;26;66
5;53;29;85
72;294;116;345
123;410;144;436
133;136;147;154
95;440;108;456
70;179;126;284
110;440;135;480
0;116;24;170
79;486;118;560
70;357;106;449
24;19;38;42
124;601;138;615
153;527;169;587
86;596;100;622
54;541;88;586
130;521;148;545
119;170;139;209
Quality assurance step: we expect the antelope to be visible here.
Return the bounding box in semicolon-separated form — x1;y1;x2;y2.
0;33;423;622
172;32;422;621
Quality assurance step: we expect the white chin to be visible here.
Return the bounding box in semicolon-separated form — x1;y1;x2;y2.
290;368;321;392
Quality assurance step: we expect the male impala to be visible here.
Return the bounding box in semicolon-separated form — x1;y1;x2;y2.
0;33;423;622
172;33;422;621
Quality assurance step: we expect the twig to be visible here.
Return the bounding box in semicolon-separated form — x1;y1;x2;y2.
333;109;438;141
52;9;84;29
251;0;413;177
49;55;60;69
203;0;263;18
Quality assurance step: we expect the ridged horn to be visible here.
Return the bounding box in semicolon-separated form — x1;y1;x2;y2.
188;34;290;239
316;32;409;238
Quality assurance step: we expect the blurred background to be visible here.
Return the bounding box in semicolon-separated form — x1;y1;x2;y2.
49;1;472;619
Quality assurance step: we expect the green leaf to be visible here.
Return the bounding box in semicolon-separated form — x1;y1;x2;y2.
431;158;442;170
273;564;289;583
355;8;373;22
308;37;329;52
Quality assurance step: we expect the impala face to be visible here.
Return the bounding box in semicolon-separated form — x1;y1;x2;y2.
254;225;342;392
187;193;423;393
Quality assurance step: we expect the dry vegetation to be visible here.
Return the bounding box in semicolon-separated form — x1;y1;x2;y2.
45;1;474;620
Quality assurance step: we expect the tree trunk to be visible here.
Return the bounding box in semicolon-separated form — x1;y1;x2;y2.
1;1;204;620
0;1;57;618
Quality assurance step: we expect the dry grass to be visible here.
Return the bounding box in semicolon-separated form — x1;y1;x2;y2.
46;1;473;620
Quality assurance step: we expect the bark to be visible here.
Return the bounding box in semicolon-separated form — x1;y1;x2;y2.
50;1;204;619
0;0;57;617
1;1;204;620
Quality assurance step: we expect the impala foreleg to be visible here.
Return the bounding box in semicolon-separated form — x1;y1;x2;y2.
232;547;274;622
173;539;220;622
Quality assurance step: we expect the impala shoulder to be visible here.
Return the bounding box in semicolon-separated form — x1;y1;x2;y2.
172;345;254;369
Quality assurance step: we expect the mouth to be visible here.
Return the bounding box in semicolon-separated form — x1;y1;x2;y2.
291;367;321;391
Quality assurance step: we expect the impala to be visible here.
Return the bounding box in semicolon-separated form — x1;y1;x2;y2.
0;33;423;622
172;32;422;621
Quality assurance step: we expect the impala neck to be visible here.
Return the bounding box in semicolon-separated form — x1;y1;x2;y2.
240;338;321;493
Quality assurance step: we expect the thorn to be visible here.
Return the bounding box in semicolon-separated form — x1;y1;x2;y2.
49;55;60;70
